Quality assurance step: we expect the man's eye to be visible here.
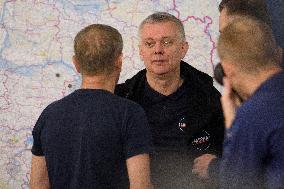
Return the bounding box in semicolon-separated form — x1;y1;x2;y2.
162;40;173;46
144;41;155;47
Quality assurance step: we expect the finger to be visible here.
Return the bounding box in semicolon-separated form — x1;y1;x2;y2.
192;162;198;170
193;163;202;171
192;168;199;175
221;78;238;129
193;158;199;164
222;77;232;98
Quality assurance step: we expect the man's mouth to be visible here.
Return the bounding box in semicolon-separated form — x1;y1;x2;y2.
152;60;166;63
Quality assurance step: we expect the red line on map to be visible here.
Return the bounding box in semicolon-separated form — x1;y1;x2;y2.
170;0;216;73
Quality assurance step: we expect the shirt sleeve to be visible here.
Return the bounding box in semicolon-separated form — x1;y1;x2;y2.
31;110;47;156
123;104;153;159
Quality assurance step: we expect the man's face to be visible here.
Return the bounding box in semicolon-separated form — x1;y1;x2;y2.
139;21;188;76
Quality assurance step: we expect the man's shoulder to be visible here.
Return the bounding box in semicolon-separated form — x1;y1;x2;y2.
36;92;76;121
241;73;284;114
180;61;213;86
41;98;64;115
181;61;221;100
44;90;79;110
235;89;284;131
115;69;146;98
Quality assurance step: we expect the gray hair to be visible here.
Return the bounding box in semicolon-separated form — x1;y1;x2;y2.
138;12;186;41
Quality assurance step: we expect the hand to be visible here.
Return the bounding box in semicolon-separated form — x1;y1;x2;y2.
221;78;241;129
192;154;217;179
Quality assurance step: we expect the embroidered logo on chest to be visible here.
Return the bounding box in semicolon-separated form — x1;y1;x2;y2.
191;130;211;151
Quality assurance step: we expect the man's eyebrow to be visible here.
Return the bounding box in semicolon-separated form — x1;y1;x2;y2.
161;36;175;40
142;38;154;41
142;36;175;40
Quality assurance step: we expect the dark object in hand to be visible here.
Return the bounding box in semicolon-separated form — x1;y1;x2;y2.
214;63;225;85
214;63;244;102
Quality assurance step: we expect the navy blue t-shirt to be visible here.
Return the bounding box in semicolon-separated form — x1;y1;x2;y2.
220;72;284;189
32;89;153;189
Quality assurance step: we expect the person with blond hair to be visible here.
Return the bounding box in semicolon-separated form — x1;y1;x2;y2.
218;17;284;188
30;24;153;189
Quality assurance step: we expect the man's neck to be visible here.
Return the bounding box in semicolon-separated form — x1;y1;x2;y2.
241;67;282;100
81;74;117;93
146;71;183;96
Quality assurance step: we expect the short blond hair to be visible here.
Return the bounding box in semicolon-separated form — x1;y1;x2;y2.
74;24;123;76
218;17;278;73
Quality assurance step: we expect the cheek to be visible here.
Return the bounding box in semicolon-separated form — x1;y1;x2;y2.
139;49;146;60
169;48;183;61
140;48;150;59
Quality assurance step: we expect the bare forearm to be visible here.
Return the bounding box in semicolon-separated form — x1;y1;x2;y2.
130;182;154;189
30;178;51;189
30;155;51;189
127;153;153;189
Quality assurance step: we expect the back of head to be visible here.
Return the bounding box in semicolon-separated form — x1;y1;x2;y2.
218;17;278;73
74;24;123;76
219;0;271;27
139;12;186;41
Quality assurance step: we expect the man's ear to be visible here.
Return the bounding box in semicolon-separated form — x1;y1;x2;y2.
138;44;144;61
181;41;189;59
221;61;235;80
115;53;123;71
72;56;80;73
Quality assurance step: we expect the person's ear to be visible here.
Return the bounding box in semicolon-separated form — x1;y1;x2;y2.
181;41;189;59
115;53;123;71
72;56;80;73
138;42;146;61
221;61;235;80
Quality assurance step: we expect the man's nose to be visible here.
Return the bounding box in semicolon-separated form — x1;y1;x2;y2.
154;42;164;54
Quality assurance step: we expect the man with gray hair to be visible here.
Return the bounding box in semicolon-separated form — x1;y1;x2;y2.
115;12;224;188
218;17;284;188
30;24;153;189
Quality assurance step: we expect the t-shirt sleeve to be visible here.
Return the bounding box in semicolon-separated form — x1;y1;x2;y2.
123;104;153;159
31;110;47;156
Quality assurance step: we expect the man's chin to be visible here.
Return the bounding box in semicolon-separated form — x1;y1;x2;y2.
149;68;172;76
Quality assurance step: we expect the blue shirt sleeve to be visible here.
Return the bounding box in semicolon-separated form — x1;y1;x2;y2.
31;110;46;156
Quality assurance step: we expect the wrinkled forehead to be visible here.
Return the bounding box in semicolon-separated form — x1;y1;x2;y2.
139;21;181;40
